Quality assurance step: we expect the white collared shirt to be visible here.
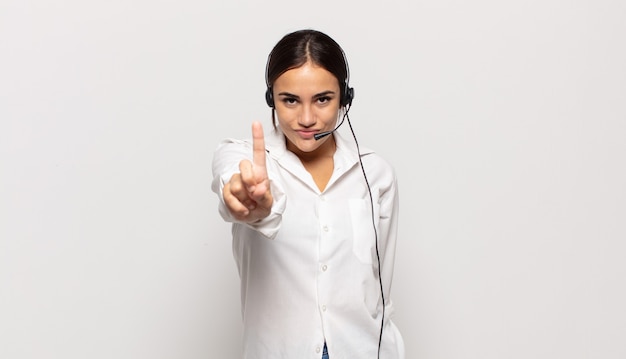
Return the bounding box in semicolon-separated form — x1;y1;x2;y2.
211;128;405;359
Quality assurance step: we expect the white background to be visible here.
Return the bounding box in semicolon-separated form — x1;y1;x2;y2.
1;1;625;358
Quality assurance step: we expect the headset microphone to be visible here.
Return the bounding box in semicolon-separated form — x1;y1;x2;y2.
313;98;352;140
314;131;332;141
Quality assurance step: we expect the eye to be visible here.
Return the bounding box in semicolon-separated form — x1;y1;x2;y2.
281;97;298;105
317;96;332;104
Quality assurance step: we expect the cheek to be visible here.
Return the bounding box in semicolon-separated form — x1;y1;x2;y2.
319;108;341;125
274;110;293;128
323;107;341;119
274;112;295;135
274;107;289;118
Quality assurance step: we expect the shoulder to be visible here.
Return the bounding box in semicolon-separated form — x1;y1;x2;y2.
214;137;252;153
214;128;286;159
335;132;397;187
360;151;397;186
211;138;253;175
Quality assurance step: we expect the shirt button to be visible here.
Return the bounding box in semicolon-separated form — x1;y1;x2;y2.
321;264;328;272
316;347;321;353
320;196;326;202
322;305;327;312
323;225;329;232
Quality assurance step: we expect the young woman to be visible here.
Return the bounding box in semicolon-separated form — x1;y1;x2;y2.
212;29;404;359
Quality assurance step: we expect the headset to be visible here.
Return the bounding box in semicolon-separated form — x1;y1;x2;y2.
264;48;354;109
264;45;386;359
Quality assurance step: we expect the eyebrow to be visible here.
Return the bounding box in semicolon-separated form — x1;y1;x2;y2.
277;90;336;99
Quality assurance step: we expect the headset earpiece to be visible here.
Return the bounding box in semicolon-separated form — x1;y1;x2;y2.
343;86;354;107
265;87;274;108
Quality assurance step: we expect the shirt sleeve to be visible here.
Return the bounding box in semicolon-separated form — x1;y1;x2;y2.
369;157;400;302
211;138;287;240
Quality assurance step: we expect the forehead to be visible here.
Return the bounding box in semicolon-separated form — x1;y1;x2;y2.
273;62;340;92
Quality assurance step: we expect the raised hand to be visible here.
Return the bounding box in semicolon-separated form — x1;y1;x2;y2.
223;122;273;222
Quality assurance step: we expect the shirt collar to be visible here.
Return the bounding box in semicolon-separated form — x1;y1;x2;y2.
264;126;375;166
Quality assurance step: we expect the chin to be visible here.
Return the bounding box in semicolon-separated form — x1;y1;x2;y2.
297;142;321;153
287;138;321;154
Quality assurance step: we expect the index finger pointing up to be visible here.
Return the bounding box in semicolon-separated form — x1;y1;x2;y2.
252;121;266;170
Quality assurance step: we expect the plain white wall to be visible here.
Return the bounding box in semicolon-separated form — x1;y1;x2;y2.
1;1;625;358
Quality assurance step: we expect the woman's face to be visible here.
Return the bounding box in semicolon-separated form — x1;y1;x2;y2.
272;61;341;158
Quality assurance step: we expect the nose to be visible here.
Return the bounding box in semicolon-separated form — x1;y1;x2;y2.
298;105;316;127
